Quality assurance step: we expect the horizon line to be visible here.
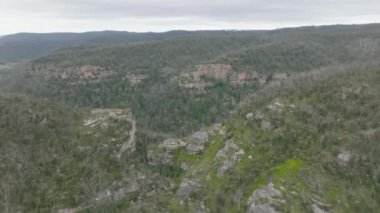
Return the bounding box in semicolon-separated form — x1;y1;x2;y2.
1;22;379;37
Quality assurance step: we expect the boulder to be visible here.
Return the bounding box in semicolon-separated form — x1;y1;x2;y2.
208;123;227;136
246;113;254;120
255;111;264;120
147;149;173;166
272;73;288;81
360;128;378;137
39;118;49;128
190;201;211;213
215;141;245;176
123;74;147;86
312;204;329;213
337;150;352;164
261;120;272;130
246;183;283;213
159;138;187;151
180;162;190;171
186;131;209;154
58;209;76;213
267;99;285;113
176;179;202;200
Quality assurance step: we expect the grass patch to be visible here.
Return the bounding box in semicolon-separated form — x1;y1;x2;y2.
272;158;304;180
78;191;139;213
171;148;200;164
326;186;342;203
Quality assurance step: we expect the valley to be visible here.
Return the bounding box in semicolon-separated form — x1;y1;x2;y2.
0;24;379;212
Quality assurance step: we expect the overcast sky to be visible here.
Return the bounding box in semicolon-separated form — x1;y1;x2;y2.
1;0;380;35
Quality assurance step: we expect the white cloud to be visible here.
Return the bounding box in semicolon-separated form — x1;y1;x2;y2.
1;0;380;35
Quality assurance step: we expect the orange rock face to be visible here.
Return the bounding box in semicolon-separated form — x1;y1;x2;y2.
79;65;107;79
30;64;114;82
193;64;232;80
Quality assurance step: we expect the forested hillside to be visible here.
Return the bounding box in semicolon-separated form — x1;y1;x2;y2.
18;24;380;137
0;30;265;63
0;24;380;212
128;60;380;213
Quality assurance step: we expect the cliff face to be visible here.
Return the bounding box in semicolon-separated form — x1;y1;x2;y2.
193;64;232;80
171;64;269;89
28;64;114;81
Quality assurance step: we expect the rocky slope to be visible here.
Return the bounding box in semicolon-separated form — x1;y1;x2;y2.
78;63;379;212
0;98;143;212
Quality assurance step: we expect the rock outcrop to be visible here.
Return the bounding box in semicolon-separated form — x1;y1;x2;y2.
193;64;232;81
312;204;329;213
148;131;209;166
337;149;352;164
148;123;229;166
159;138;187;151
117;117;137;158
176;179;202;200
31;64;114;81
186;131;209;154
83;108;133;128
58;208;77;213
123;74;148;86
148;135;207;166
173;64;268;89
78;65;113;79
266;99;285;113
246;112;254;120
261;120;272;130
272;73;288;81
83;108;136;158
190;201;211;213
214;141;245;176
208;123;227;136
246;183;283;213
147;149;174;166
180;162;190;171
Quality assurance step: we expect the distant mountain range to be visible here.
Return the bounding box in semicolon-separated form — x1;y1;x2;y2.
1;23;379;63
0;30;266;63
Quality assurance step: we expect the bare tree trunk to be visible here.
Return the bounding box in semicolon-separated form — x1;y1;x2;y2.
0;184;10;213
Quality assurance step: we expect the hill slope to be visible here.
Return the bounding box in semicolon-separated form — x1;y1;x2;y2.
1;24;380;212
0;97;144;212
1;61;379;213
16;24;380;137
93;62;380;212
0;30;265;63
